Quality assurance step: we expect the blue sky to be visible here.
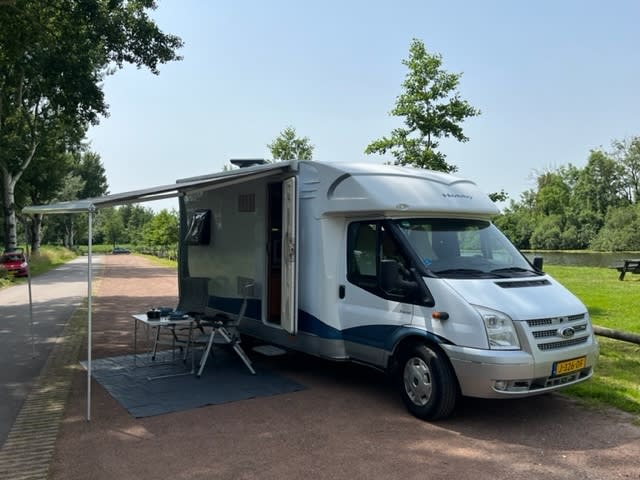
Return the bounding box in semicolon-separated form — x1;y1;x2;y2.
88;0;640;210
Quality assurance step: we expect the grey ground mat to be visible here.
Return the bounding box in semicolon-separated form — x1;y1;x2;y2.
81;349;305;417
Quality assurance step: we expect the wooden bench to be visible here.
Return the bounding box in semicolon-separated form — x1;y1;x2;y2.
613;259;640;280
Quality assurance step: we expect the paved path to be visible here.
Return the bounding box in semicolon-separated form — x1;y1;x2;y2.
0;256;104;447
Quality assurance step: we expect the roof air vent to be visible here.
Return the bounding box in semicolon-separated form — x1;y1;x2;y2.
229;158;268;168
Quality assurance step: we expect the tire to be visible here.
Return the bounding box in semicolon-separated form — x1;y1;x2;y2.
397;343;458;421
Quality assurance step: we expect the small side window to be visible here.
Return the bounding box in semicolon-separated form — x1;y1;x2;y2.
347;222;378;291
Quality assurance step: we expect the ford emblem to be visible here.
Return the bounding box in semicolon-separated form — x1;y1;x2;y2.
559;327;575;338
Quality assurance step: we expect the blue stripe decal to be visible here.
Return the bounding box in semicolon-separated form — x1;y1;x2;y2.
342;325;399;349
384;326;447;351
298;312;445;352
298;309;343;339
207;297;445;351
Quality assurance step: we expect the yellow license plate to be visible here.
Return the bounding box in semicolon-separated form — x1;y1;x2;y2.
553;356;587;376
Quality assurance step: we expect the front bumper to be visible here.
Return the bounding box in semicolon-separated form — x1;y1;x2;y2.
442;340;600;398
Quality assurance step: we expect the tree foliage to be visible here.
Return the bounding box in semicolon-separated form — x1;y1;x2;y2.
496;137;640;251
365;39;480;172
39;148;109;247
96;207;124;248
142;209;178;247
268;126;314;161
0;0;182;251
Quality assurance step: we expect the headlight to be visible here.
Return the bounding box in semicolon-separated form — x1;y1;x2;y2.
475;306;520;350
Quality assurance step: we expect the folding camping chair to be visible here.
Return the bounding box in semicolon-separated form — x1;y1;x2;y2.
150;276;210;362
193;282;256;377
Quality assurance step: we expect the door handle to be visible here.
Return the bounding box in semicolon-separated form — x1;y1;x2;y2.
338;285;345;299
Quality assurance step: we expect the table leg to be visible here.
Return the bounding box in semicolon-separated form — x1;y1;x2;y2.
134;317;138;367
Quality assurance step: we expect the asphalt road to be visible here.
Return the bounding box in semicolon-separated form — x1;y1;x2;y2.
0;255;104;447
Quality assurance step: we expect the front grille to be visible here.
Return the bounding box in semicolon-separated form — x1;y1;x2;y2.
537;336;589;351
522;313;591;351
533;323;588;339
533;329;559;338
527;313;585;327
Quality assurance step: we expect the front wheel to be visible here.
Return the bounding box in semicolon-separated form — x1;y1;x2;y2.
397;343;458;421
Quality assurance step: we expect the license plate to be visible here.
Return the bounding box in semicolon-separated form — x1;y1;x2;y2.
553;356;587;376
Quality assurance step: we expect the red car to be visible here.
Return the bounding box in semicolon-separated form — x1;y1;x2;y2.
1;249;29;277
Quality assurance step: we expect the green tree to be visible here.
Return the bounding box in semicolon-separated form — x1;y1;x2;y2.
96;207;124;248
611;137;640;204
493;200;536;250
590;204;640;251
40;148;109;248
0;0;182;252
142;209;178;248
530;215;564;250
365;39;480;172
120;204;154;245
268;126;314;161
573;150;626;218
535;172;571;216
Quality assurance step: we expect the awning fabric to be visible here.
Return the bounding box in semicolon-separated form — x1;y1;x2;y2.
22;161;295;214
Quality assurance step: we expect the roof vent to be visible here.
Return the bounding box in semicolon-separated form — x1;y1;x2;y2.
229;158;268;168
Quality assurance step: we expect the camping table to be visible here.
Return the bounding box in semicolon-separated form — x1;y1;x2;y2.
131;314;195;379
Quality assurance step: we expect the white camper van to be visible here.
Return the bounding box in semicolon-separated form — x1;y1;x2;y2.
179;160;598;420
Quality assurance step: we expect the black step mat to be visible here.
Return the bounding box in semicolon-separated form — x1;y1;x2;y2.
81;349;305;417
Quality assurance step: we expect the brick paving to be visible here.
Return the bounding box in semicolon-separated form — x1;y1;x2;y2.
0;296;94;480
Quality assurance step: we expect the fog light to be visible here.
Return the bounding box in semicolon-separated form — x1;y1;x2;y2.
494;380;508;391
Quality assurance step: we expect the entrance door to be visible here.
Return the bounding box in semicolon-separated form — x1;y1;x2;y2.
280;177;298;334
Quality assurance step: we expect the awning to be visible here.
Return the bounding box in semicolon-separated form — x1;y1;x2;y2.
23;161;295;214
21;160;296;420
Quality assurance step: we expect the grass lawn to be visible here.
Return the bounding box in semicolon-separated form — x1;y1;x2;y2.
546;265;640;421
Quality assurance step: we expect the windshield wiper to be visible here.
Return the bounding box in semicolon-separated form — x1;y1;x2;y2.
490;267;541;276
432;268;506;278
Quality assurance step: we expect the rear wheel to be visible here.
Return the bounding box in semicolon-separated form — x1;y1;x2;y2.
397;343;458;420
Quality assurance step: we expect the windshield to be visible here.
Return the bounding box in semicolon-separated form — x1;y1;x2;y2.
394;218;538;279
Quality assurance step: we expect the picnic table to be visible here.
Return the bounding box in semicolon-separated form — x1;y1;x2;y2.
613;259;640;280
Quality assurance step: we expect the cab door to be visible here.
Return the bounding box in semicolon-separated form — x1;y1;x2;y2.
280;176;298;334
338;221;414;366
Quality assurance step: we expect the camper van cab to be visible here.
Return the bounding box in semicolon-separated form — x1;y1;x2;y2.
180;161;599;420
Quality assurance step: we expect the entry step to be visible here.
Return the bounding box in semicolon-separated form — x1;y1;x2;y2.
252;345;287;356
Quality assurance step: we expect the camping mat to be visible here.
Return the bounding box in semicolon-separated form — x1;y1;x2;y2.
81;349;306;417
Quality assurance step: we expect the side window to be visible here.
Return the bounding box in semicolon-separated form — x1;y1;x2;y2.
347;221;414;300
347;222;378;289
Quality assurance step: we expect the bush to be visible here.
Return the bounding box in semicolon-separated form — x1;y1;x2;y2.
590;204;640;251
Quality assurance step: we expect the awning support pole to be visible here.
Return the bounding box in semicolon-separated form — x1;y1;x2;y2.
26;220;35;358
87;206;94;421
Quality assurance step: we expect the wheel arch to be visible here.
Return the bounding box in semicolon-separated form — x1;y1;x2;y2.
387;329;459;392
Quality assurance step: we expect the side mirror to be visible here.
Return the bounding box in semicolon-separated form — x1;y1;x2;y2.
532;256;544;272
380;259;418;295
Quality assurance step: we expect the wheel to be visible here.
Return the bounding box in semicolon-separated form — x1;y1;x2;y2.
397;343;458;421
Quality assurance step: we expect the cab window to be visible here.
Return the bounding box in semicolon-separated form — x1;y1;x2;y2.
347;221;415;301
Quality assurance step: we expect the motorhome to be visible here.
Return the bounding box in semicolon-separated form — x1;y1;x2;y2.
178;160;599;420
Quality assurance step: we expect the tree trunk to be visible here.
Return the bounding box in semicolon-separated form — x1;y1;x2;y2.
593;325;640;345
2;171;18;252
30;214;42;254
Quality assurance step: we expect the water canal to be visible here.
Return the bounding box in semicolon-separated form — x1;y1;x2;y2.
523;251;640;267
